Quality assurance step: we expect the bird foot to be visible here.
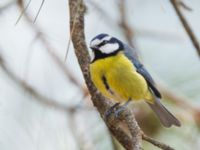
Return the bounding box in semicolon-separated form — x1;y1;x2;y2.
114;105;127;118
104;103;120;121
104;101;130;121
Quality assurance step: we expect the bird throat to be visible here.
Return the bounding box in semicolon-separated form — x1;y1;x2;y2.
91;50;121;63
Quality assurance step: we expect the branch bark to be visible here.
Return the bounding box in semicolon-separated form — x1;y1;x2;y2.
68;0;176;150
142;133;175;150
170;0;200;57
0;0;179;149
68;0;142;150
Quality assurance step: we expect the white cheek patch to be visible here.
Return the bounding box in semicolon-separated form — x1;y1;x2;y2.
90;35;112;48
90;39;101;47
99;43;119;54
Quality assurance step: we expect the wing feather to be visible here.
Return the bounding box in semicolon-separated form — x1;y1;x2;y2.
123;44;162;98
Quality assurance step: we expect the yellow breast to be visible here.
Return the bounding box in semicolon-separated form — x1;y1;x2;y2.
89;52;153;102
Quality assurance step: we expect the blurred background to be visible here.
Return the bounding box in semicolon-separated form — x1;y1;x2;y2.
0;0;200;150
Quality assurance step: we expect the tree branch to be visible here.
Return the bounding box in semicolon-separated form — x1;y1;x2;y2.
117;0;200;124
142;133;175;150
170;0;200;57
68;0;178;150
68;0;143;149
0;53;79;113
0;0;16;13
16;0;89;97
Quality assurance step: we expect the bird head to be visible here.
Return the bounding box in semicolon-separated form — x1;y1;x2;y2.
90;33;124;62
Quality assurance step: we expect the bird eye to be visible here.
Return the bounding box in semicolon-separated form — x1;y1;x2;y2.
102;40;108;45
96;40;108;48
99;40;107;46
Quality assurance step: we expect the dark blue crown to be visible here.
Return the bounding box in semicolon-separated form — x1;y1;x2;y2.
91;33;108;41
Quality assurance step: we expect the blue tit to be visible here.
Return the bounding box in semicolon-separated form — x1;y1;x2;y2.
89;33;181;127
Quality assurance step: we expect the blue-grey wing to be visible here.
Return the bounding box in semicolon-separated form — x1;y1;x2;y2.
123;44;162;98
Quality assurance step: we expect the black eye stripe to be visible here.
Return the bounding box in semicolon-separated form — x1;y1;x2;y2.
97;40;108;47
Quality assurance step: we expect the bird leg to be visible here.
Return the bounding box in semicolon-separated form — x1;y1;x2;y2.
104;99;131;121
104;102;120;121
114;99;131;118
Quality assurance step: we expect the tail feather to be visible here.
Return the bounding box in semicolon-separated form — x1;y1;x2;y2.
147;98;181;127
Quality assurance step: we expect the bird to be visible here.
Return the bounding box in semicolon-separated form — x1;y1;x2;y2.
89;33;181;127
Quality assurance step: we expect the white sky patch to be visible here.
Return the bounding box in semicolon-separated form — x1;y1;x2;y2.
99;43;119;54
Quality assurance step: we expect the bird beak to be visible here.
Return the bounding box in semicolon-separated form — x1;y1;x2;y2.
90;45;98;50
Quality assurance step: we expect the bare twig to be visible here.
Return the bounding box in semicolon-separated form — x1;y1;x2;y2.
117;0;200;119
170;0;200;57
142;133;175;150
118;0;140;60
87;0;115;27
89;0;182;43
33;0;45;23
178;1;192;11
117;2;179;149
16;0;89;97
118;0;134;47
65;0;83;61
158;84;197;112
0;53;80;113
15;0;32;25
68;113;97;150
158;83;200;126
15;0;45;24
0;0;17;13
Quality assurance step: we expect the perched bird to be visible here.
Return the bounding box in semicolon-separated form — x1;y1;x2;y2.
89;33;181;127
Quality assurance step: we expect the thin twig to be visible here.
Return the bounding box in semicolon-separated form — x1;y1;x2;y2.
117;1;180;149
89;0;182;43
0;0;16;13
15;0;32;25
118;0;139;59
87;0;116;27
170;0;200;57
142;133;175;150
68;113;97;150
178;1;192;11
16;0;89;97
117;0;199;120
118;0;134;47
33;0;45;23
65;0;82;61
0;54;81;113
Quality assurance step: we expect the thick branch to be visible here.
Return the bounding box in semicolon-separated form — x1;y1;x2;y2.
170;0;200;57
68;0;142;149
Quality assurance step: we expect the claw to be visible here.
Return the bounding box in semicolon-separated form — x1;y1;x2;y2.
114;106;126;118
104;103;120;121
104;99;132;121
